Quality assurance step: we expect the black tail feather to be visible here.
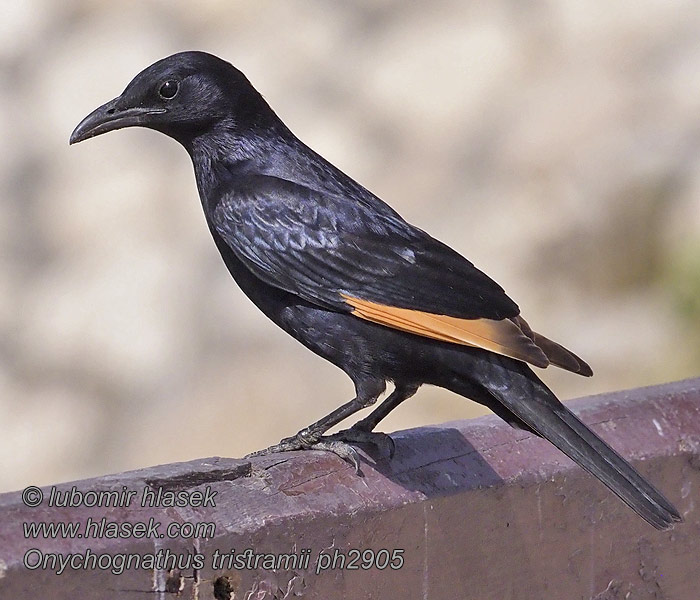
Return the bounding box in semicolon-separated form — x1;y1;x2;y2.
458;361;682;530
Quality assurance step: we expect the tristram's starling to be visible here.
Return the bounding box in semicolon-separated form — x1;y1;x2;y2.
71;51;681;529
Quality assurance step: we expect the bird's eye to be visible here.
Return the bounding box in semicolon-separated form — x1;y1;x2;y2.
158;80;179;100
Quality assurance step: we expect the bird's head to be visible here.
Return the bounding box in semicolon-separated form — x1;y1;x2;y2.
70;51;271;147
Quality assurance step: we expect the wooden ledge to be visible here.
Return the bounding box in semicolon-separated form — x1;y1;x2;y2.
1;378;699;599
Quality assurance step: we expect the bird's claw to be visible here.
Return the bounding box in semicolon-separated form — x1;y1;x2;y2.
311;440;361;474
246;431;362;474
327;427;395;459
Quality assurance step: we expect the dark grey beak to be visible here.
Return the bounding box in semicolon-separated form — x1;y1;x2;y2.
69;97;166;145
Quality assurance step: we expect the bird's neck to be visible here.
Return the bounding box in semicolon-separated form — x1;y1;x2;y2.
186;120;378;215
185;121;278;208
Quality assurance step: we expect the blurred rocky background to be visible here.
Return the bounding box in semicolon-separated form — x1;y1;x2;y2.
1;1;700;492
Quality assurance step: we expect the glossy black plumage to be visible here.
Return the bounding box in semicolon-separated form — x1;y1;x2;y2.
70;51;681;529
212;176;518;319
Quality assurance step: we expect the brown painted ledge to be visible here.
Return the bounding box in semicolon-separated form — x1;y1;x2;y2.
1;378;699;600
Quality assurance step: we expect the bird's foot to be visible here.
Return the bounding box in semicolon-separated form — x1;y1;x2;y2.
246;428;362;473
327;427;395;459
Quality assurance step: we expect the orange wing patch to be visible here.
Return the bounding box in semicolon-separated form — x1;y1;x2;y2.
341;294;550;369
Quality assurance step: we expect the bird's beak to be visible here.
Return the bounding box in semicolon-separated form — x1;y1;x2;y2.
69;97;166;145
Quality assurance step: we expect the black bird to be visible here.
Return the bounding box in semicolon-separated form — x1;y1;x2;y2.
70;51;681;529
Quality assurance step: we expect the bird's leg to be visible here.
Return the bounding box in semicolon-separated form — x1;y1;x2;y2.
352;383;420;432
330;383;419;458
246;379;385;472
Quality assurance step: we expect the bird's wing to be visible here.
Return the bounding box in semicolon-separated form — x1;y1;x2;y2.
213;176;588;373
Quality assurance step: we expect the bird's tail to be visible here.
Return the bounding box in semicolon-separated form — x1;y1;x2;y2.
450;359;682;530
